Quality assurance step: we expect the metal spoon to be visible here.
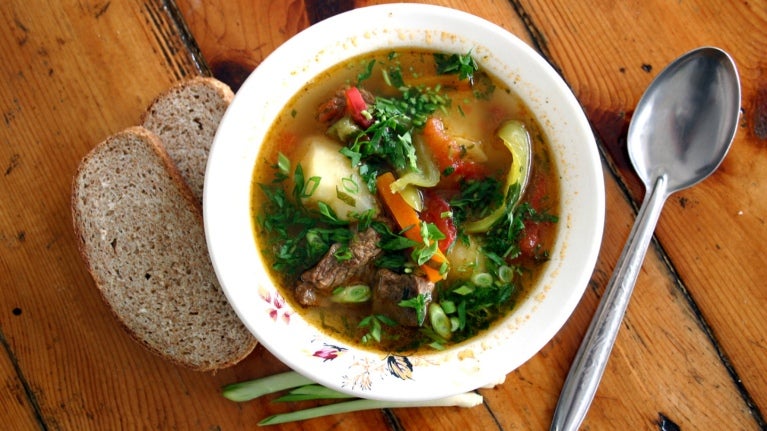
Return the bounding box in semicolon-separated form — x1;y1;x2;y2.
550;46;741;431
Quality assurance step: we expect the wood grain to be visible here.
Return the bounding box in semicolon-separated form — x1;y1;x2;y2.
0;0;208;428
1;0;765;429
515;0;767;422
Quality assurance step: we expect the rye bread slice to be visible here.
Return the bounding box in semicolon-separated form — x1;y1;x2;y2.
71;126;256;371
141;76;234;204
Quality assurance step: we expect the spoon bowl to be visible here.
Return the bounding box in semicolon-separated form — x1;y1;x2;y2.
550;46;741;431
629;47;741;192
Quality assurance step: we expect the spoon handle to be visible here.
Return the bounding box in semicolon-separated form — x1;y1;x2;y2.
550;175;669;431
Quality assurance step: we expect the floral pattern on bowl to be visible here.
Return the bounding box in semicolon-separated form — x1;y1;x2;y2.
259;288;430;393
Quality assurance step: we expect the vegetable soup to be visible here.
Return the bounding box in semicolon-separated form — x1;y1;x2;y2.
251;49;559;353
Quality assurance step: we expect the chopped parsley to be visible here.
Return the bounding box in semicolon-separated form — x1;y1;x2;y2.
257;157;361;274
398;293;431;326
434;51;479;82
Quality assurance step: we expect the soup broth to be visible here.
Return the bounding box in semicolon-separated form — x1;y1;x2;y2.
251;49;559;353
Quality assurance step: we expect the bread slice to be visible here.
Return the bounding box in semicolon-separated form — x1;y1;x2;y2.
72;126;256;371
141;77;234;203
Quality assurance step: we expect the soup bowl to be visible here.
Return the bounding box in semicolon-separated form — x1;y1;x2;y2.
204;3;604;401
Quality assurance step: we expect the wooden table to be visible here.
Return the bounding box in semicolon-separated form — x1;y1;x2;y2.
1;1;765;429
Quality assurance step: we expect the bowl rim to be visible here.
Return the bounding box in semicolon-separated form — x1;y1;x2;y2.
204;3;604;401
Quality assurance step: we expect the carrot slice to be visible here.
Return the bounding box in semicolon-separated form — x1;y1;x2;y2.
376;172;448;282
421;117;459;171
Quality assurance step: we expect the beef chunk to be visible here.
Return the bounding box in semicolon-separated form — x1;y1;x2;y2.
294;282;322;307
372;269;435;327
316;86;376;124
295;227;382;306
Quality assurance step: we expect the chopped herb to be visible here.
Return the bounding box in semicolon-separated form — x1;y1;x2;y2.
437;259;518;343
357;59;376;83
450;177;503;227
257;163;356;274
411;222;445;266
335;188;357;207
359;314;398;344
434;51;479;82
386;66;406;88
332;245;353;261
341;58;452;191
276;152;290;177
428;302;452;339
398;292;431;326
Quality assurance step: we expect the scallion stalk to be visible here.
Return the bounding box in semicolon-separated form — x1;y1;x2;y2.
259;392;483;426
429;302;452;339
274;384;355;402
222;371;313;402
330;284;372;303
223;371;485;427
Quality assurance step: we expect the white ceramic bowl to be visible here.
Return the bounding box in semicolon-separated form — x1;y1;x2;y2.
204;4;604;401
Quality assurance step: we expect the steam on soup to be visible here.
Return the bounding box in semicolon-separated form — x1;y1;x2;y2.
251;49;558;353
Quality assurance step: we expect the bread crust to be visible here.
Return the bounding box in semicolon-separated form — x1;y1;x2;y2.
71;125;256;371
141;77;234;204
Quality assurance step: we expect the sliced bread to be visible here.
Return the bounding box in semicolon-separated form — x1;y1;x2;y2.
141;77;234;203
71;126;256;371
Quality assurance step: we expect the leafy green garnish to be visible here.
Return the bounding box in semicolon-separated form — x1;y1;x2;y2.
398;292;431;326
437;258;519;342
331;284;372;303
275;152;290;180
434;51;479;82
450;177;504;227
340;58;452;191
411;222;445;266
359;314;398;344
357;59;376;83
479;185;557;261
257;160;360;274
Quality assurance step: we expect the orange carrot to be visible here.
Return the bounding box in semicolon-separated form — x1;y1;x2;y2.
421;117;459;171
376;172;448;282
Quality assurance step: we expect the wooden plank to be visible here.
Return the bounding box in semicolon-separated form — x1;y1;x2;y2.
514;0;767;423
173;0;764;429
174;0;312;91
176;0;533;92
1;0;761;428
0;0;223;428
0;329;40;430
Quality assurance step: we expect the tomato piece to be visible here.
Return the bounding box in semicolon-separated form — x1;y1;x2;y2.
526;170;548;209
344;87;373;128
421;192;457;253
422;117;487;188
518;220;540;258
450;159;485;181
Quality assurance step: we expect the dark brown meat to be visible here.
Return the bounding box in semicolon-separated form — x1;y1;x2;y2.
294;227;382;306
294;282;322;307
317;89;346;124
372;269;435;327
316;86;376;124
